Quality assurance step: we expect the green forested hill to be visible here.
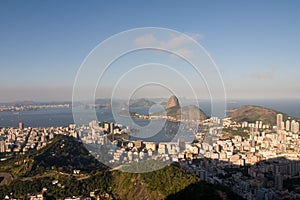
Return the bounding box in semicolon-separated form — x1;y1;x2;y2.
228;105;298;126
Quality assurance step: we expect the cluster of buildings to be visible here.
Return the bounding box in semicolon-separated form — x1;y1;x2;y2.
276;113;299;134
79;120;127;145
0;104;70;112
183;114;300;200
0;122;77;156
79;120;199;166
79;113;300;200
1;111;300;200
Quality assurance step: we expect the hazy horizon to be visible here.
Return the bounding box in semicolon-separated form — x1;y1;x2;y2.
1;97;300;104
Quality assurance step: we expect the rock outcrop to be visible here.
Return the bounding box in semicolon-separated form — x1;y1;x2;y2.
165;95;180;110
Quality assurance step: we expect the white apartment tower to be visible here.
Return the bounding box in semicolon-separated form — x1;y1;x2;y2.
286;120;290;131
277;114;283;130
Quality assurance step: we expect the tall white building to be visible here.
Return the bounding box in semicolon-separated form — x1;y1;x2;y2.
277;114;283;130
295;122;300;133
292;121;299;133
291;120;295;132
291;120;299;133
281;121;285;130
286;120;290;131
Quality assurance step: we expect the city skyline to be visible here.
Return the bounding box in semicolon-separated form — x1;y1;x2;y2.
1;1;300;102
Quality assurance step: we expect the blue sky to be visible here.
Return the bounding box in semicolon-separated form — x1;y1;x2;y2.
0;0;300;102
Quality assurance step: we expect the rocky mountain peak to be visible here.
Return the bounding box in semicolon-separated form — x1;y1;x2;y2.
166;95;180;110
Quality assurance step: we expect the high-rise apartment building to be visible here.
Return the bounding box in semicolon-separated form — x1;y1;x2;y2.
286;120;290;131
292;121;299;133
277;114;283;130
